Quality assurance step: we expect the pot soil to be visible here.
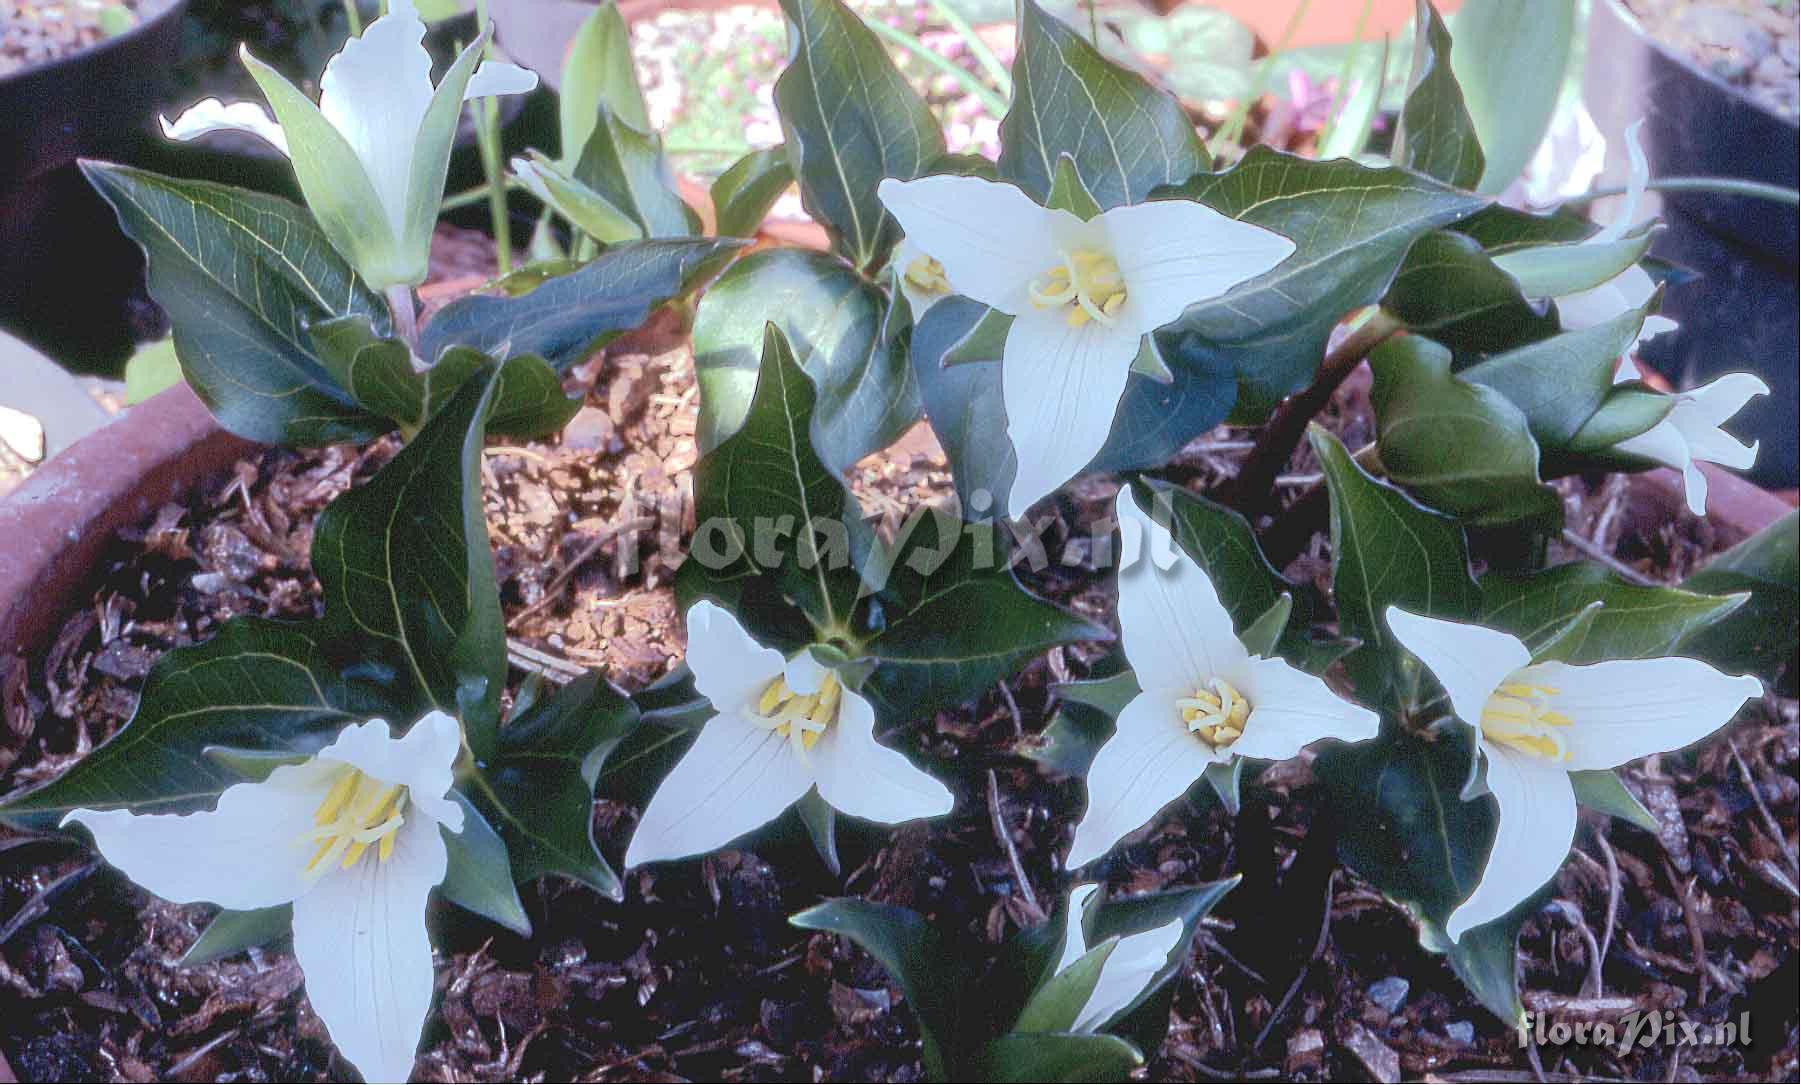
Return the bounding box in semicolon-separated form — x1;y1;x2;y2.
0;300;1793;1081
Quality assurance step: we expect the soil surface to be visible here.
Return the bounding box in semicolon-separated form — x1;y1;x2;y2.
1623;0;1801;117
0;0;143;76
0;306;1796;1082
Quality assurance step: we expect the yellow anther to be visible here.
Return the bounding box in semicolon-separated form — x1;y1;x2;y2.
1029;247;1127;326
313;770;359;826
1479;681;1573;761
303;769;409;878
1178;678;1252;749
904;255;952;296
751;670;843;757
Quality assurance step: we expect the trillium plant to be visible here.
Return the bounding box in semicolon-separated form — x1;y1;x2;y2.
2;0;1789;1081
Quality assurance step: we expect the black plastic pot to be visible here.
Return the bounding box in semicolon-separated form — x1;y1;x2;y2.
0;0;188;375
1585;0;1799;488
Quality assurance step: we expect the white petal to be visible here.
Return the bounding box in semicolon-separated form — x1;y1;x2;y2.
1591;119;1648;246
1556;279;1632;333
876;176;1062;314
1447;743;1577;942
464;60;539;101
290;813;443;1085
1002;310;1139;519
783;651;831;697
1056;883;1102;972
1101;200;1294;332
317;0;437;237
160;98;290;155
1614;415;1689;472
1383;608;1531;728
1072;919;1185;1033
1065;690;1219;869
1521;658;1762;771
315;715;462;831
622;714;813;867
1114;488;1246;690
685;600;785;717
1225;656;1379;762
64;762;333;911
812;688;954;824
1672;373;1769;469
1612;354;1642;384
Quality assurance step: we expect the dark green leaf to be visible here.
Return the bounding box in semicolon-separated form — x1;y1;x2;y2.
997;0;1205;209
910;298;1016;512
1383;230;1559;357
775;0;945;270
1160;149;1488;417
1133;478;1312;638
711;146;795;237
1459;300;1653;451
1369;335;1561;528
1569;769;1658;832
1439;913;1527;1029
1478;562;1746;664
1394;0;1485;188
82;162;390;446
693;247;920;473
973;1032;1143;1082
1082;879;1234;1048
440;793;532;935
1203;758;1244;815
797;788;841;875
314;366;507;756
1679;511;1798;683
419;238;743;370
1054;671;1141;720
469;671;640;901
560;0;651;157
181;905;291;966
573;103;700;239
1014;941;1113;1034
1020;704;1116;778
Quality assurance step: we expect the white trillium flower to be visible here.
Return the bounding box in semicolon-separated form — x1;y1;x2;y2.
1611;371;1770;516
1384;607;1760;941
65;712;468;1084
160;0;537;288
877;176;1295;520
1065;490;1379;869
623;601;954;867
1054;884;1186;1033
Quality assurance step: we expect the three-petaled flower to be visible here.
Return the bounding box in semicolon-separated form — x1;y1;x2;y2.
1384;607;1760;941
1610;370;1770;516
66;711;468;1084
1066;490;1379;869
161;0;537;289
623;601;954;868
877;175;1295;520
1053;883;1187;1033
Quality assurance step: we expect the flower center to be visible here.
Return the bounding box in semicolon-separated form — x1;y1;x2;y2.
303;768;408;878
1176;678;1251;749
903;254;951;297
1028;248;1127;328
1479;682;1573;761
751;672;842;758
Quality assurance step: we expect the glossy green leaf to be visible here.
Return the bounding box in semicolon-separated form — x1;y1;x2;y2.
1160;148;1488;417
1013;940;1114;1034
1133;478;1312;638
560;0;650;162
797;788;841;874
1238;595;1293;659
1568;769;1658;832
972;1032;1143;1082
1021;704;1117;778
775;0;945;271
1492;227;1657;302
1080;878;1235;1053
122;337;181;405
997;0;1205;209
181;904;291;966
573;103;700;239
440;793;532;935
1449;0;1576;195
1054;671;1141;720
515;152;644;244
693;247;920;473
1393;0;1485;189
1383;229;1560;358
1369;335;1561;528
314;366;507;756
1679;511;1799;683
1437;911;1528;1030
1459;300;1652;451
711;146;795;237
400;31;493;287
419;237;744;370
82;162;391;446
1477;562;1746;664
467;671;639;901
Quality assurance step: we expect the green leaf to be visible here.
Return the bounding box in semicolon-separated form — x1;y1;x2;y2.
1311;427;1481;705
1383;230;1560;358
791;899;961;1080
82;162;390;446
440;793;533;935
1477;562;1746;664
1021;704;1117;778
1317;32;1390;160
1014;940;1115;1034
419;237;744;371
1449;0;1576;195
1055;671;1140;719
515;152;644;244
797;788;841;874
1159;148;1488;418
775;0;946;271
1204;758;1244;815
123;337;181;405
1569;769;1658;832
467;671;639;902
693;247;920;473
1238;596;1293;660
711;146;795;237
859;510;1108;722
1046;153;1102;220
1393;0;1485;189
682;323;867;639
560;1;651;163
1679;511;1799;683
401;31;494;286
1369;335;1561;528
997;0;1205;210
1133;478;1313;641
1438;912;1527;1030
973;1032;1143;1082
0;619;393;824
314;365;507;756
573;103;700;239
181;905;291;966
1082;878;1235;1049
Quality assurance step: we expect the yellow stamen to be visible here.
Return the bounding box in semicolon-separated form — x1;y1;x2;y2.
1479;680;1573;761
1029;247;1127;327
1178;678;1252;749
903;255;952;296
302;769;409;878
751;669;843;758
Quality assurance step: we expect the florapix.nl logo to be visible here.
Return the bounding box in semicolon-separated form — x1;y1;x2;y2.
1518;1009;1753;1054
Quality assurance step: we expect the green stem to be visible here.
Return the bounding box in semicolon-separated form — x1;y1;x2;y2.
923;0;1010;97
470;0;512;274
1316;0;1375;151
343;0;363;36
1562;175;1801;209
442;180;515;214
1210;0;1315;161
864;17;1010;117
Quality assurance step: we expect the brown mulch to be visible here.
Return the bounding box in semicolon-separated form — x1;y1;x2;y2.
0;296;1795;1082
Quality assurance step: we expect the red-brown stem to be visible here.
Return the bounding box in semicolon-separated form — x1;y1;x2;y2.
1225;311;1403;516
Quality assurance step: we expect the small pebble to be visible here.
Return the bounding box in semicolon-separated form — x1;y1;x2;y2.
1446;1019;1476;1046
1368;975;1410;1013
